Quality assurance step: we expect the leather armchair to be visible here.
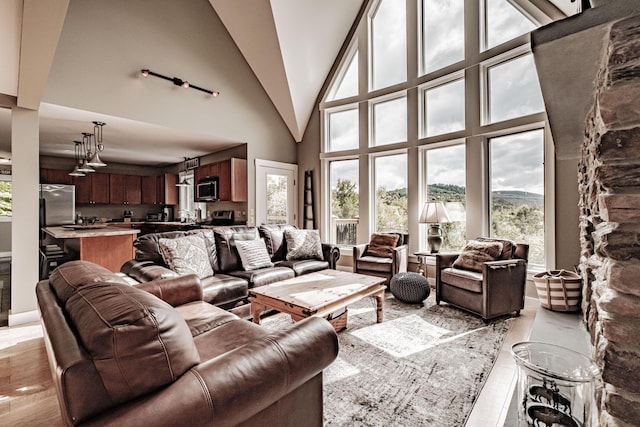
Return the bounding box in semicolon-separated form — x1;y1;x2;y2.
353;233;408;284
435;237;529;321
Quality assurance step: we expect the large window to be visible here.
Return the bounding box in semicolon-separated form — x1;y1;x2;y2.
424;144;466;251
421;0;464;74
371;93;407;146
374;153;407;233
421;76;465;138
329;159;359;245
370;0;406;90
321;0;558;268
490;129;544;265
326;106;359;152
485;53;545;124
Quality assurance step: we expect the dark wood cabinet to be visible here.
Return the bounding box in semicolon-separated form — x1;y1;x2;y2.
74;173;109;204
141;174;178;205
110;174;141;205
40;168;73;185
218;158;247;202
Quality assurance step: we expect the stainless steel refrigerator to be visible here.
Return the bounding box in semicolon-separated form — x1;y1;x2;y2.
40;184;76;227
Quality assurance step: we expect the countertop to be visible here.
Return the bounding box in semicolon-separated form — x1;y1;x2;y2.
43;226;141;239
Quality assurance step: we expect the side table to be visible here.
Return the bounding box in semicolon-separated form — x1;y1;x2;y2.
414;251;436;282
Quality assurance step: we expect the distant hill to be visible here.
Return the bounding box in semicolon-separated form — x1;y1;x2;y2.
427;184;543;208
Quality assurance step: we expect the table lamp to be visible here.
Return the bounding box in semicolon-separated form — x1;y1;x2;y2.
419;200;451;253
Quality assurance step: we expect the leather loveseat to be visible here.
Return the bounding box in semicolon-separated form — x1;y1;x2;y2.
121;225;340;315
37;260;339;427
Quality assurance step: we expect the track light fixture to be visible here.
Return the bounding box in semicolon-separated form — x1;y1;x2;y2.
141;69;220;97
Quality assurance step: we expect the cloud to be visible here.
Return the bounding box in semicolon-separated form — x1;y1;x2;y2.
490;129;544;194
375;153;407;191
426;78;465;136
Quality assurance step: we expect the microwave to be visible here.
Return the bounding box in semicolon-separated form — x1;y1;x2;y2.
196;178;219;201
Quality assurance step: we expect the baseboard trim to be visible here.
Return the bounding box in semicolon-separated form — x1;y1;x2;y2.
9;310;40;326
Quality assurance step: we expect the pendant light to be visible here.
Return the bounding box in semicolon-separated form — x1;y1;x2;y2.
68;141;86;177
87;121;107;167
77;133;95;173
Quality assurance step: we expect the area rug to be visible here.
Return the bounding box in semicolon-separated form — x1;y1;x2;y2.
260;292;512;427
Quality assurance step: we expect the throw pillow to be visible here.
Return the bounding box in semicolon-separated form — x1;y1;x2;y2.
364;233;400;258
284;228;324;261
235;238;274;271
453;240;504;272
158;234;213;279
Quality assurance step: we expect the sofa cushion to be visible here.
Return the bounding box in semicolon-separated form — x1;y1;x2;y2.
276;259;330;276
159;234;214;279
284;229;323;260
476;237;515;260
363;233;400;258
200;274;249;306
229;266;295;288
236;238;274;271
200;229;219;270
48;260;130;301
214;227;260;272
452;240;503;272
49;262;200;406
441;267;484;293
259;224;296;261
133;230;201;266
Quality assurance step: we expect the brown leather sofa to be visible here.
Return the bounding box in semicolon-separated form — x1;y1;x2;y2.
37;260;338;427
121;225;340;314
435;237;529;321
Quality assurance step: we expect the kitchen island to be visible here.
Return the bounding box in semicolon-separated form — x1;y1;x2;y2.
43;226;140;273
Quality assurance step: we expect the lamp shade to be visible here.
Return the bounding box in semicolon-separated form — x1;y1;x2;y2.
419;201;451;224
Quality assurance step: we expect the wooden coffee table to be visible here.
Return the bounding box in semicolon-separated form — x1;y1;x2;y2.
249;269;386;330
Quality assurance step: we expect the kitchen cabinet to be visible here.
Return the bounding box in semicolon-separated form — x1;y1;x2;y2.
109;174;141;205
141;174;178;205
40;168;73;185
74;173;109;204
218;158;247;202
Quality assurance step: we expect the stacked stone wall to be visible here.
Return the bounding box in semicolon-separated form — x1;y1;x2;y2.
578;14;640;426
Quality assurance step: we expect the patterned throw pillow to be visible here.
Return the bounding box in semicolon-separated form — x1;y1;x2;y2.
235;239;274;271
284;229;324;261
452;240;504;272
158;234;213;279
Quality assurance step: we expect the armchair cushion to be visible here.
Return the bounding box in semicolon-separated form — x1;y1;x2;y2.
452;240;503;272
235;238;274;271
440;268;484;293
159;234;213;279
363;233;400;258
284;229;323;260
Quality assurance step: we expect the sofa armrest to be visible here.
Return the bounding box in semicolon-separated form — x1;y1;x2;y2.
393;245;408;274
83;317;338;427
121;259;178;282
482;259;527;307
352;243;368;260
321;243;341;269
135;274;203;307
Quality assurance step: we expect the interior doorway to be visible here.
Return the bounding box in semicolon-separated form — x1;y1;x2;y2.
255;160;298;227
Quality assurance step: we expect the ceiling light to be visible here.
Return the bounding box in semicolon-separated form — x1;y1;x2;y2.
68;141;86;177
86;121;107;167
141;69;220;97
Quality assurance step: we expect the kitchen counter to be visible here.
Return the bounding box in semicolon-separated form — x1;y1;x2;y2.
43;226;140;273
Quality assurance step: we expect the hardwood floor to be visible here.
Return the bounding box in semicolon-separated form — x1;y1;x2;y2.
0;299;537;426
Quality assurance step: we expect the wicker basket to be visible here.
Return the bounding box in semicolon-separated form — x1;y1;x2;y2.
533;270;582;312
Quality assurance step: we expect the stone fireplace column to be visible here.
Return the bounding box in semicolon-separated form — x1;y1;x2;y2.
578;14;640;426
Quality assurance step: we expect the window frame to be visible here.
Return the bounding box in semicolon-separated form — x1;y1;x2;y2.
369;90;408;147
369;149;408;235
324;103;360;153
418;71;465;139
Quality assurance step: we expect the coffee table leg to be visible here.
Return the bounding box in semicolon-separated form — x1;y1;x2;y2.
251;302;265;324
374;290;384;323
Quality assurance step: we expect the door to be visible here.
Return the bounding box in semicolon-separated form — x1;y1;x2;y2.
255;160;297;227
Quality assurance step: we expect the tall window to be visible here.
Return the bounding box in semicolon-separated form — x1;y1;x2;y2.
485;53;544;124
370;0;406;90
329;159;359;245
421;0;464;74
374;153;407;233
424;144;466;251
421;76;465;137
490;129;544;265
178;171;194;220
371;93;407;146
266;174;288;224
326;105;359;152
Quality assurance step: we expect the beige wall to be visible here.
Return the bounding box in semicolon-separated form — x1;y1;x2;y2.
554;157;581;270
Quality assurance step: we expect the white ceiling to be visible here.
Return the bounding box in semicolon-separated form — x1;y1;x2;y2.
0;0;364;166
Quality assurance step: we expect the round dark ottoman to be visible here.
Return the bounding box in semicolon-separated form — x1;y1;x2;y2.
390;272;430;303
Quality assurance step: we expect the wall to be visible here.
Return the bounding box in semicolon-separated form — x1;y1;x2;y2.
579;14;640;425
